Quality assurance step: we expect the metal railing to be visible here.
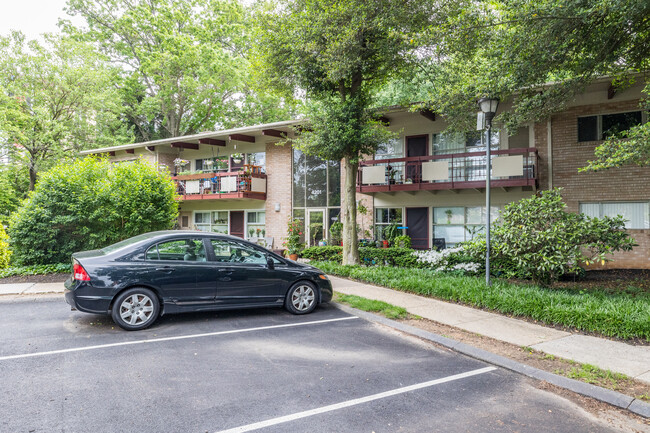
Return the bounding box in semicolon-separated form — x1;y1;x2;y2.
172;171;267;197
358;148;538;190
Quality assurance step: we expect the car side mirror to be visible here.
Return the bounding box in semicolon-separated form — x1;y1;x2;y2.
266;257;275;270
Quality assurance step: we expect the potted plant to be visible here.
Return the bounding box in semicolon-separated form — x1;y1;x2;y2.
393;235;411;248
329;221;343;246
283;218;304;260
248;228;255;238
383;223;400;247
261;228;265;237
256;228;262;237
445;209;453;224
231;153;243;164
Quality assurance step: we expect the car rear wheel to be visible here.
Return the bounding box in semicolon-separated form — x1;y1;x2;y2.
285;281;317;315
111;287;160;331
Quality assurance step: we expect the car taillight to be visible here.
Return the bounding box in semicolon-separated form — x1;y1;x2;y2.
73;263;91;281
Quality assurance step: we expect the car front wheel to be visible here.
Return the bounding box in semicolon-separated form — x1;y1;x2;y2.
285;281;317;315
111;287;160;331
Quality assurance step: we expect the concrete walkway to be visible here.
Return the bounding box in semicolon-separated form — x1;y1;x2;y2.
2;278;649;386
330;276;650;385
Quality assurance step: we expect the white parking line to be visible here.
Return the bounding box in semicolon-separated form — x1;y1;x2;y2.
215;366;498;433
0;316;359;361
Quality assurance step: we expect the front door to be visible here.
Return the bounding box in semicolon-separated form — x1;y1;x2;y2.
307;209;325;247
230;211;245;238
406;207;429;249
406;135;428;182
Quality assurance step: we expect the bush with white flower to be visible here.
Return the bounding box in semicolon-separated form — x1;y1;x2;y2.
413;246;481;275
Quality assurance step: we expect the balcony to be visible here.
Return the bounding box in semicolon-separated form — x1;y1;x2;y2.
357;148;538;194
172;170;267;201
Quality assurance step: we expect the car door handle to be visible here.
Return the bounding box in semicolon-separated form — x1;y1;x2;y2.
155;266;175;272
217;268;234;273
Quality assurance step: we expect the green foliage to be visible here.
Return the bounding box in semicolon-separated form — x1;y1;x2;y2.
9;157;178;265
313;262;650;341
465;189;636;284
416;0;650;135
0;224;11;269
283;218;304;255
0;32;132;189
582;89;650;170
0;263;71;278
335;293;408;320
329;221;343;244
393;235;411;249
382;223;401;243
301;246;422;268
65;0;295;141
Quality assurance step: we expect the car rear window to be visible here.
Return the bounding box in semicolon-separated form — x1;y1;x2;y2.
100;232;161;254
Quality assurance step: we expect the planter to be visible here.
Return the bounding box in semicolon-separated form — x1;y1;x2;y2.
318;240;327;246
288;254;299;261
382;240;389;248
233;159;242;164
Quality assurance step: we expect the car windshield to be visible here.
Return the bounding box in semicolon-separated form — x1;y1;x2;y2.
100;232;162;254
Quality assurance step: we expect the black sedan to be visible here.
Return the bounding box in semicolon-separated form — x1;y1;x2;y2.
65;231;333;331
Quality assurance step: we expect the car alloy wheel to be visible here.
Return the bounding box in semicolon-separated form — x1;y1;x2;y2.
286;282;317;314
111;288;160;331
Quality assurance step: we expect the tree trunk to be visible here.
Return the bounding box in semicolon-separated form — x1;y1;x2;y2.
28;163;37;191
342;156;359;265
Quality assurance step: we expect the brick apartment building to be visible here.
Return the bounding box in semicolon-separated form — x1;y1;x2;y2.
82;77;650;269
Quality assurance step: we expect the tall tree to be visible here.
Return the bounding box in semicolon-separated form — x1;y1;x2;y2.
255;0;432;264
65;0;284;140
0;32;130;190
416;0;650;166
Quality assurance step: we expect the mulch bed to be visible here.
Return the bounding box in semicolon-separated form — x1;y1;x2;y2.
0;273;68;284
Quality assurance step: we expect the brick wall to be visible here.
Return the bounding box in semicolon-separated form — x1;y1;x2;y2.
264;142;293;250
538;99;650;269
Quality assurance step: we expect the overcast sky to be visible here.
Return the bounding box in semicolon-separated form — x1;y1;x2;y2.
0;0;74;40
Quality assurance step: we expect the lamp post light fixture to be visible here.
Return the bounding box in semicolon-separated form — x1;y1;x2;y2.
477;97;499;286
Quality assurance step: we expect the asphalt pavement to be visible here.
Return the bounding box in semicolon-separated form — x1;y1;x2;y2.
0;296;642;433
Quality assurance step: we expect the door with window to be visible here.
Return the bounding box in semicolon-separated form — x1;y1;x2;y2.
230;211;245;238
406;207;429;250
209;238;288;305
307;209;325;247
144;237;216;306
406;135;428;182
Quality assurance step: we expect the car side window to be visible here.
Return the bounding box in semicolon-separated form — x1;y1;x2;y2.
145;245;159;260
154;239;206;262
209;239;266;264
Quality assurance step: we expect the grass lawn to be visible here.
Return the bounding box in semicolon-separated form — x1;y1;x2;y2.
313;261;650;341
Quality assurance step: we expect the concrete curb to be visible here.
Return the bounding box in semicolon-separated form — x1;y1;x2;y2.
333;303;650;420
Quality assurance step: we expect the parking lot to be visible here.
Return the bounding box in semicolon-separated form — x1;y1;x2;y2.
0;296;629;433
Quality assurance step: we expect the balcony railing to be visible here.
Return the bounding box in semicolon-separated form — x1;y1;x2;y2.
172;171;267;201
358;148;538;193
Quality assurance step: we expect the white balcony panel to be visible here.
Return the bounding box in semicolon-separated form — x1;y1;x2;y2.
362;166;385;184
493;155;524;177
422;161;449;182
251;177;266;193
221;176;238;192
185;180;200;194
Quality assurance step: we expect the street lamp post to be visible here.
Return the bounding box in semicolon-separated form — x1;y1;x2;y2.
477;97;499;286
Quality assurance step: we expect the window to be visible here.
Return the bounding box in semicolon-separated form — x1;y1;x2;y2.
209;239;266;264
432;130;500;155
292;148;341;208
246;152;266;172
433;206;500;247
375;138;403;159
578;111;644;142
194;211;228;233
374;208;403;241
246;211;266;238
148;239;206;262
195;158;229;172
580;202;649;229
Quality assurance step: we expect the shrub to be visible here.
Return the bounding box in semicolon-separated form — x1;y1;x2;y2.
413;246;480;274
481;189;635;284
9;157;178;265
301;246;423;268
0;225;11;268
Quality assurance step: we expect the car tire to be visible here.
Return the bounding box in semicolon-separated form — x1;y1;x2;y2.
111;287;160;331
285;281;318;315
